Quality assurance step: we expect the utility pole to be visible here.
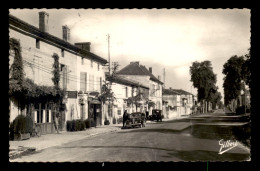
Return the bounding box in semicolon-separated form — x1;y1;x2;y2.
107;34;110;75
163;68;166;89
107;34;112;119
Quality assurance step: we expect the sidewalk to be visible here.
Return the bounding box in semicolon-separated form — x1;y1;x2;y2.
9;124;122;160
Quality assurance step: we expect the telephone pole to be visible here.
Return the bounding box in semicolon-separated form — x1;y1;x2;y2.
163;68;166;89
107;34;112;118
107;34;110;75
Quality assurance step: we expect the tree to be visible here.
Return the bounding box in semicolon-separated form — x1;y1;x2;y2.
99;63;119;119
190;60;217;113
222;55;247;112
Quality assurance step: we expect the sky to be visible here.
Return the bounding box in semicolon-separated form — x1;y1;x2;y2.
9;9;251;101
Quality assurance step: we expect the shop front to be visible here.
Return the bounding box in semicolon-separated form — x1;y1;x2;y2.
88;97;102;127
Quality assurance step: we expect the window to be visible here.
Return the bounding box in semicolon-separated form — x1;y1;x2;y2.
61;49;64;57
60;64;67;90
91;60;93;68
98;64;100;71
36;39;40;49
89;74;94;91
80;72;87;92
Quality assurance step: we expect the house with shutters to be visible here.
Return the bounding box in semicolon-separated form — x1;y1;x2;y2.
116;61;163;115
162;88;195;118
9;11;107;134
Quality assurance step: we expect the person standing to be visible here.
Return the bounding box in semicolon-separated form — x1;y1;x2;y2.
145;107;149;120
123;110;127;128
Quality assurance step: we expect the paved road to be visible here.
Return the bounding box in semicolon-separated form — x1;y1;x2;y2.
11;116;250;162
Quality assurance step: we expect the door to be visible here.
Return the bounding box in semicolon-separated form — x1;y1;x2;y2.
94;104;101;126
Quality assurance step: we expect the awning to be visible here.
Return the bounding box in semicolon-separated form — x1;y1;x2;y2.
89;99;101;104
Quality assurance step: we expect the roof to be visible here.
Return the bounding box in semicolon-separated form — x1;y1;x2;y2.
9;14;107;64
106;75;149;89
163;88;193;96
117;62;163;84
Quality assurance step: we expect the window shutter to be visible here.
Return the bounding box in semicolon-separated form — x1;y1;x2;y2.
80;72;85;91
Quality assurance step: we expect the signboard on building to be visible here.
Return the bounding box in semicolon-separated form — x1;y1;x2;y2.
67;91;77;98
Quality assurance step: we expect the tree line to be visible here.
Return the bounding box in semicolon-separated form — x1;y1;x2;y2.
189;48;250;113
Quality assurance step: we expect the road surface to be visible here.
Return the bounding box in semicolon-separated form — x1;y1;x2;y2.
11;112;250;162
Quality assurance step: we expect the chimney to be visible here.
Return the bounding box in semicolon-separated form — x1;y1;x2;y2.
62;25;70;42
74;42;91;51
149;67;152;73
39;11;49;33
130;61;139;66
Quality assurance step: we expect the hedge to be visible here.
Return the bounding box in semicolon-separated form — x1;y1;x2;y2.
104;119;110;125
236;105;250;115
9;115;33;140
112;117;116;124
84;119;91;128
66;119;87;132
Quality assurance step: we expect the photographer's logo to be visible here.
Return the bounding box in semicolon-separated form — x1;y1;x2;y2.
218;139;238;154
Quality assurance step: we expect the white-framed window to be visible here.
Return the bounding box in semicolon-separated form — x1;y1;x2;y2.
80;72;87;92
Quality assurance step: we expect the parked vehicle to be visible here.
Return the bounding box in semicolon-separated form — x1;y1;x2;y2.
125;112;146;128
149;109;163;122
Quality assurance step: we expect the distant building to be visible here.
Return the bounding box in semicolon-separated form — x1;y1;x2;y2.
116;61;164;115
162;88;195;118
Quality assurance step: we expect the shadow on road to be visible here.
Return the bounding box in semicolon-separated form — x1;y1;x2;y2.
118;128;190;134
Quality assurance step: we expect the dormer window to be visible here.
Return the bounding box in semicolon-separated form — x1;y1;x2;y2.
36;39;40;49
61;49;64;57
81;58;84;65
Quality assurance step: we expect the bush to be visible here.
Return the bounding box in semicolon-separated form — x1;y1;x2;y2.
9;115;33;140
66;119;85;132
112;117;116;124
66;120;72;131
84;119;91;128
236;105;250;115
25;115;33;134
104;119;110;125
9;122;14;140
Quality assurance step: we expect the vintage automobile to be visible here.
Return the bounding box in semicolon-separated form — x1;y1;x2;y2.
125;112;146;128
149;109;163;122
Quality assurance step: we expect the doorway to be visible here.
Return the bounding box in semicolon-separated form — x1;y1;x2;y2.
89;103;101;127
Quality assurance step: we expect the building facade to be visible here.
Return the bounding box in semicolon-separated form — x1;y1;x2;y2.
9;12;107;134
162;88;195;118
117;61;163;115
105;75;149;123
